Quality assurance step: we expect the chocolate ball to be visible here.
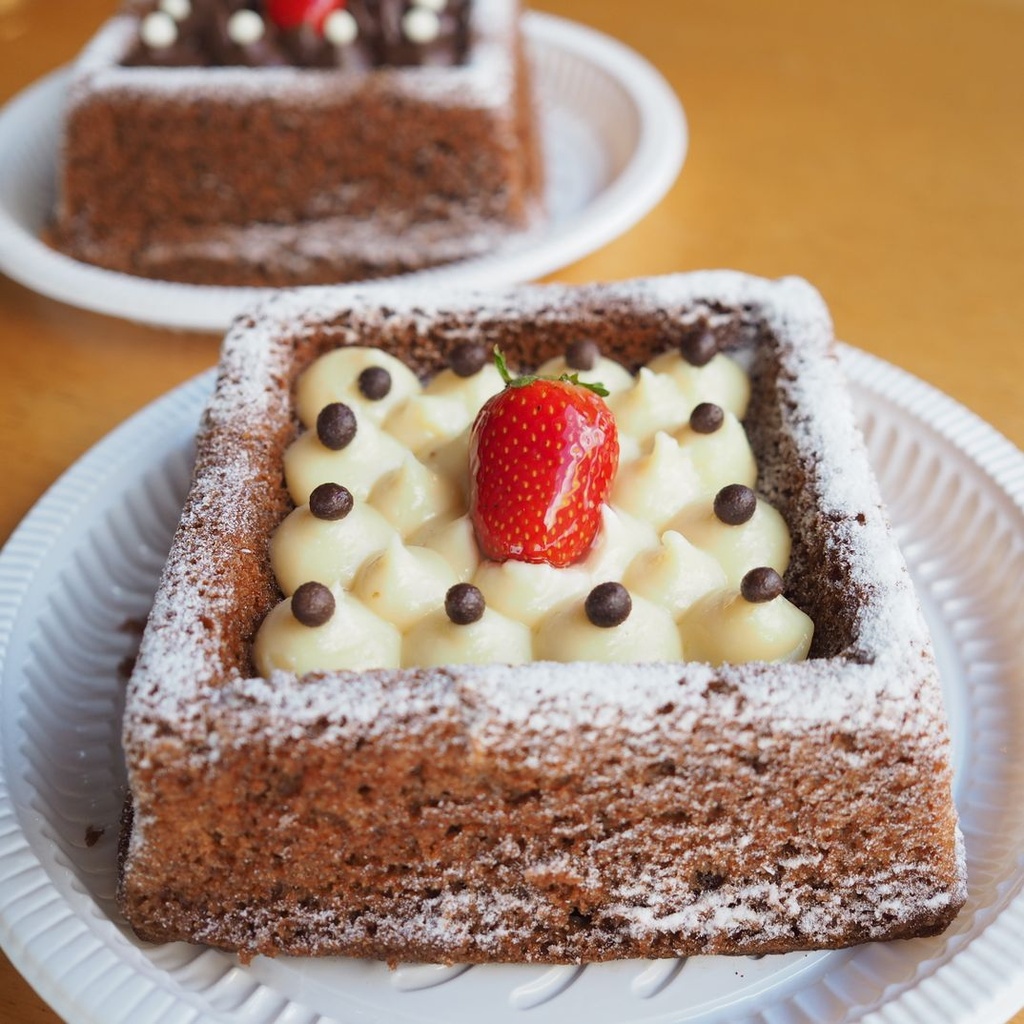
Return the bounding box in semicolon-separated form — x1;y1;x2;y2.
449;342;488;378
689;402;725;434
445;583;485;625
358;365;392;400
316;402;357;450
291;581;335;627
309;482;354;521
565;338;600;371
585;582;632;628
741;566;785;603
714;484;757;525
679;326;718;367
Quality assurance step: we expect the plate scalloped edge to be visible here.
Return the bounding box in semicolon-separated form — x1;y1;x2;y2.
0;351;1023;1024
0;371;217;1024
837;344;1024;1024
839;345;1024;507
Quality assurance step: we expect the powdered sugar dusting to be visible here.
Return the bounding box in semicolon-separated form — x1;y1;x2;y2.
136;206;545;283
120;270;965;962
127;269;943;751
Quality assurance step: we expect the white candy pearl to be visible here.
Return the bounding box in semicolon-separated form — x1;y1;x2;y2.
413;0;448;12
323;8;359;46
402;7;440;44
140;11;178;49
158;0;192;20
227;9;265;47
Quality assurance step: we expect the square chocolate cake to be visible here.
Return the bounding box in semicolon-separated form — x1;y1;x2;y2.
119;271;966;962
51;0;544;286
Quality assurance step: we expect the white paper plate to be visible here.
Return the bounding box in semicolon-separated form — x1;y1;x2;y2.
0;13;686;333
2;346;1023;1024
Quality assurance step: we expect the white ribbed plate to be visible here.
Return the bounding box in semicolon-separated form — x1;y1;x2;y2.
1;346;1023;1024
0;13;686;333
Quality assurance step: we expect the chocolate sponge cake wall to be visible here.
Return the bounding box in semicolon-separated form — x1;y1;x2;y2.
118;271;966;963
51;0;544;286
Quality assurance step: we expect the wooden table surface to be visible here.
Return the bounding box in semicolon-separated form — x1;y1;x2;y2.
1;0;1021;1021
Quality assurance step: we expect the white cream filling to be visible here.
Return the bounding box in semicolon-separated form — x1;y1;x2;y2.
254;345;813;675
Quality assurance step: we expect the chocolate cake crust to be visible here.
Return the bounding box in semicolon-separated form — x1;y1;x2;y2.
119;271;966;962
51;0;544;286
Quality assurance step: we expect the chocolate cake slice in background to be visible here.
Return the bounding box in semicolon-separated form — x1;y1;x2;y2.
51;0;544;286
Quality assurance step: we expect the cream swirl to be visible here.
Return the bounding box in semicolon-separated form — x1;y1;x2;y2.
681;589;814;667
402;607;533;668
254;588;401;675
255;344;812;672
535;592;683;664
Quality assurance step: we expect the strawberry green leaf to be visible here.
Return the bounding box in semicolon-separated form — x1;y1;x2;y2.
491;346;610;397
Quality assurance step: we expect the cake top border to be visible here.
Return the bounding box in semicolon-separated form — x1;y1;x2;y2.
125;270;943;764
67;0;519;110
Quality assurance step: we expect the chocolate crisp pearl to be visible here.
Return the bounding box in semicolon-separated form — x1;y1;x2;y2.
449;342;488;378
741;566;785;603
309;482;354;521
679;327;718;367
316;402;357;450
358;365;392;400
585;582;632;628
565;338;600;371
690;402;725;434
445;583;485;625
714;483;757;525
291;581;336;627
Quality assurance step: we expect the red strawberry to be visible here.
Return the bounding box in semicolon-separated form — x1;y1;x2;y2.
265;0;344;32
469;350;619;568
